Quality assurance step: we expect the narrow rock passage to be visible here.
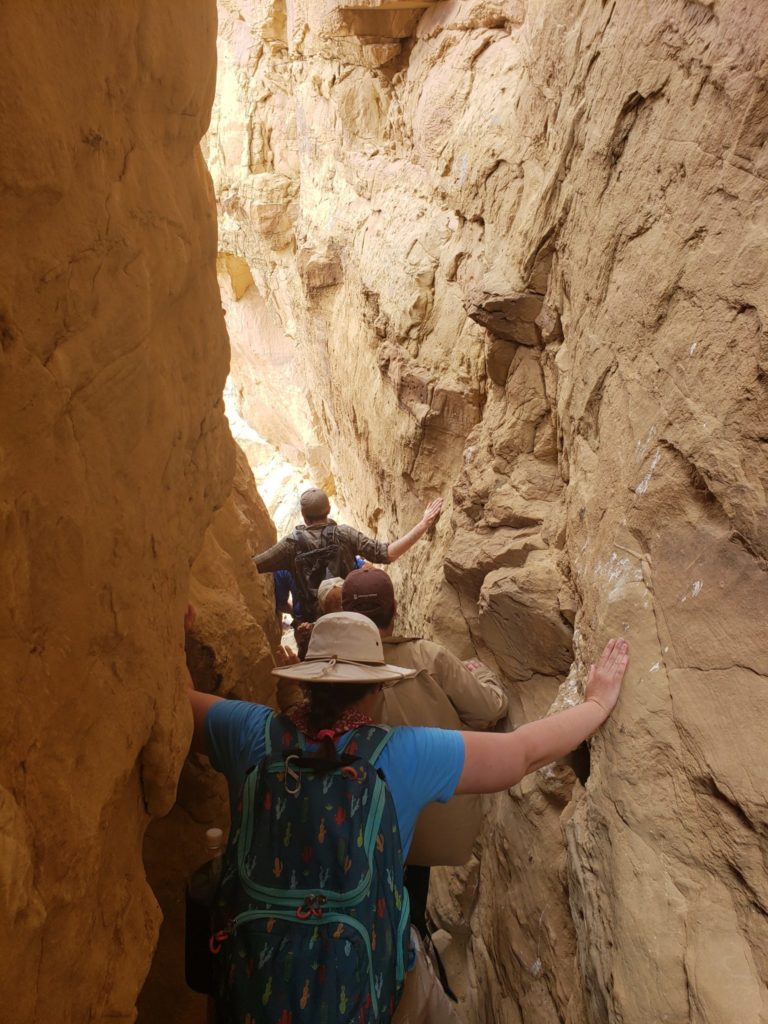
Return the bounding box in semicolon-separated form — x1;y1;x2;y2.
3;1;767;1023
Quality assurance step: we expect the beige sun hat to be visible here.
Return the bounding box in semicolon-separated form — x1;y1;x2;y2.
272;612;417;685
317;577;344;612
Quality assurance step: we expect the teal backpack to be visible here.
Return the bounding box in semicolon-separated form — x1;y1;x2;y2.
211;713;411;1023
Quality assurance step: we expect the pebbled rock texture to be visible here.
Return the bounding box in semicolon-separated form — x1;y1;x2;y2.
0;2;235;1021
208;1;768;1021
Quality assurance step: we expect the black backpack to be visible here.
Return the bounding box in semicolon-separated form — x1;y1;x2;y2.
291;524;347;621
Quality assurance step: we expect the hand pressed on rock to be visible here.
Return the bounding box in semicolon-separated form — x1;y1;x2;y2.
422;497;444;527
584;638;629;717
274;645;300;667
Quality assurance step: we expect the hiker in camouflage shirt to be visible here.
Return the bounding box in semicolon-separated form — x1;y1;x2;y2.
253;488;443;627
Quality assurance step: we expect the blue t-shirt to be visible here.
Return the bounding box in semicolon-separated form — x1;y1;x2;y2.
206;700;465;857
273;569;301;619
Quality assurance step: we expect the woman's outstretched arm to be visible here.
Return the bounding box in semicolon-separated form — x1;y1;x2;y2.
456;638;629;795
187;675;222;757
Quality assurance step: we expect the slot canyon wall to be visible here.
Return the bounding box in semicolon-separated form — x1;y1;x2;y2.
209;2;768;1023
1;2;275;1022
217;252;335;533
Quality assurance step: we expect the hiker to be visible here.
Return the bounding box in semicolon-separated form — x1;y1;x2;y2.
187;613;630;1023
273;568;301;626
317;576;344;614
252;487;443;626
277;563;364;626
278;567;508;938
341;566;508;939
293;562;366;656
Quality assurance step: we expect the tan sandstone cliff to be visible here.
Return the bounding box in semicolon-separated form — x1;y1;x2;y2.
0;3;244;1021
209;2;768;1022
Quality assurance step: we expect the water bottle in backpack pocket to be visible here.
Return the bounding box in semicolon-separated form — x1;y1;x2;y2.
211;715;411;1023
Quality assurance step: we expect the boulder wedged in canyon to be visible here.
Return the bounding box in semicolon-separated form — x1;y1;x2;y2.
209;1;768;1020
0;3;240;1021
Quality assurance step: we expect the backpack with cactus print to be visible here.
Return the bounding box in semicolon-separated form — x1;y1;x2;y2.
211;714;411;1024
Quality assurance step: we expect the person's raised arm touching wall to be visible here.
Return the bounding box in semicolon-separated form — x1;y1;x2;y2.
386;498;443;562
456;638;629;793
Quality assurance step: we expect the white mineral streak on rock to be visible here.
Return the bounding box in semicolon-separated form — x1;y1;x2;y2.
635;447;661;495
205;1;768;1022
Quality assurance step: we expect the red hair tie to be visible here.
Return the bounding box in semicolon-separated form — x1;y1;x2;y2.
316;729;336;741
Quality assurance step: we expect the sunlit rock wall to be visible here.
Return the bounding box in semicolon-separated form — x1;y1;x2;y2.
209;1;768;1021
216;253;335;534
0;3;232;1021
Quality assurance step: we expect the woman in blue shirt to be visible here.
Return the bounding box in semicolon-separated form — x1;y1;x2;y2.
188;612;629;1023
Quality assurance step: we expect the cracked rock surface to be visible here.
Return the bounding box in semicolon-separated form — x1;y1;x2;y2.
209;1;768;1021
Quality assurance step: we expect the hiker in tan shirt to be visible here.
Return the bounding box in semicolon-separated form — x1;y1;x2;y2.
340;566;507;910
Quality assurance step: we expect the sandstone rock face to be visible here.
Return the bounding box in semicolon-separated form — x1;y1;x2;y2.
218;253;335;530
209;1;768;1021
0;3;233;1021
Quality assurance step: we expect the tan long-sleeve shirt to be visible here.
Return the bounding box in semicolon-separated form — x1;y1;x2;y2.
375;637;507;866
276;635;508;866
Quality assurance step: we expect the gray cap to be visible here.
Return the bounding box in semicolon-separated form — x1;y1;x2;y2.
300;487;331;519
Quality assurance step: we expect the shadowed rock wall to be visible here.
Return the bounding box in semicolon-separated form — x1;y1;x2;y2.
208;1;768;1021
0;3;233;1021
139;445;279;1024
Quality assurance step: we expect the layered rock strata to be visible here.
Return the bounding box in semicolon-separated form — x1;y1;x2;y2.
0;3;237;1021
209;1;768;1022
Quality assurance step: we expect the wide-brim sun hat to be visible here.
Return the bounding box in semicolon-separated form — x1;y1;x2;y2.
272;611;416;685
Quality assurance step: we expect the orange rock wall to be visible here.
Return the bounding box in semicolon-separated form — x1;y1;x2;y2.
0;3;232;1021
139;445;279;1024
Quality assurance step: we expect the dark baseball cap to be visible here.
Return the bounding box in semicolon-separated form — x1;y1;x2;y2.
342;568;395;626
300;488;331;519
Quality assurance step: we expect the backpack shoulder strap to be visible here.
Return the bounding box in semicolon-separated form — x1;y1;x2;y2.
289;526;309;552
340;724;394;764
266;713;305;759
313;523;337;548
